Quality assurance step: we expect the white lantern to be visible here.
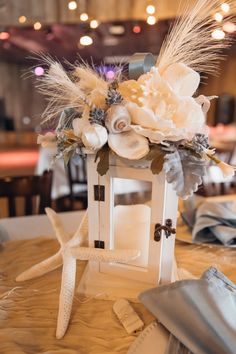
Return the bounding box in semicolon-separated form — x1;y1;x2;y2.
78;153;178;299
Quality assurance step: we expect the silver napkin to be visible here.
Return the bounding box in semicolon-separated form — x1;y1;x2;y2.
139;267;236;354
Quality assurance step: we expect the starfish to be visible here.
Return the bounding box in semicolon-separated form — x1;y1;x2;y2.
16;208;140;339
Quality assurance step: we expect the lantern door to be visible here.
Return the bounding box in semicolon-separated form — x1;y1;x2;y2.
86;154;178;286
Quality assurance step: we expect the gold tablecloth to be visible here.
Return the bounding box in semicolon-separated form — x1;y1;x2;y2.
1;235;236;354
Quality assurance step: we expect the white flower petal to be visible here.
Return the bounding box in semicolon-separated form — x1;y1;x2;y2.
126;102;158;129
174;97;205;138
108;130;149;160
162;63;200;97
131;125;187;143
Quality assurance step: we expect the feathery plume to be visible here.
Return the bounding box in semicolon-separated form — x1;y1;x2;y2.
157;0;236;75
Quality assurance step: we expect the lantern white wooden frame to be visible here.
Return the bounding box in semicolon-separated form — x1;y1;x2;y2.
78;154;178;299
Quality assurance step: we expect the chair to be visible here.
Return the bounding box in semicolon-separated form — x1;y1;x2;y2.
0;170;53;217
67;157;88;210
55;157;87;211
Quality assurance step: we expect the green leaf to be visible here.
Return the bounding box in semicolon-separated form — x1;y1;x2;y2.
145;145;163;161
145;145;165;174
150;152;165;175
95;145;110;176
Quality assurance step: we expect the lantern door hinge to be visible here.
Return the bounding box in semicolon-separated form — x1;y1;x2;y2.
154;219;176;242
94;240;105;249
94;185;105;201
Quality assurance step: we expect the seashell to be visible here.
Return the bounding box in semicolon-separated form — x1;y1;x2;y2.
108;130;149;160
105;105;131;134
162;63;200;97
81;123;108;151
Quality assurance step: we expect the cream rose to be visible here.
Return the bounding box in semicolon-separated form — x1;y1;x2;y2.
81;124;108;151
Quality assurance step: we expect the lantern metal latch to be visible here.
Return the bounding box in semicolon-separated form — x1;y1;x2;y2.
94;185;105;201
94;240;105;249
154;219;176;242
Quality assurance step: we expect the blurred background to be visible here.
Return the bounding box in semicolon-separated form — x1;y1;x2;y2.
0;0;236;216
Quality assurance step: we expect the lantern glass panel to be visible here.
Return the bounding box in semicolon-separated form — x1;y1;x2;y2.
112;177;152;268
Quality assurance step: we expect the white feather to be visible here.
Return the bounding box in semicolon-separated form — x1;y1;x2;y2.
157;0;236;75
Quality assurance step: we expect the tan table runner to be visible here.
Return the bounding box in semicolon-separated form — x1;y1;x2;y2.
1;236;236;353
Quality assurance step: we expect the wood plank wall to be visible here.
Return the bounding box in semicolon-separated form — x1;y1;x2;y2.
200;53;236;124
0;63;46;130
0;0;195;26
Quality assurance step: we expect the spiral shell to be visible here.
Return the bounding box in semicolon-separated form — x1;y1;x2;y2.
105;105;131;134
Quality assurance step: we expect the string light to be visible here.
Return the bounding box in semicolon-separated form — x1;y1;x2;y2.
214;12;223;22
34;22;42;30
0;31;10;40
132;25;141;34
211;28;225;40
223;22;236;33
147;15;156;25
90;19;99;29
18;15;27;24
146;5;155;14
68;1;77;10
80;13;89;21
79;35;93;46
221;3;230;13
109;25;125;35
34;67;44;76
106;70;115;80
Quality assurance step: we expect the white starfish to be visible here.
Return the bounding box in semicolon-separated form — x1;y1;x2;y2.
16;208;140;339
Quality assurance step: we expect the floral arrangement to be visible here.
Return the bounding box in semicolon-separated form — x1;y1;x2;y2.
37;0;235;199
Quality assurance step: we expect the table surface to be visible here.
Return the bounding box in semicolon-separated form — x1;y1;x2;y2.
1;209;236;353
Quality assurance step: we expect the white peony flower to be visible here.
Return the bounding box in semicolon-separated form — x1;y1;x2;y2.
124;64;206;143
81;124;108;151
162;63;200;97
173;97;205;138
37;132;57;148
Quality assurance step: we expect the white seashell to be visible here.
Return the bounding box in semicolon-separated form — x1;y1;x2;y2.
108;130;149;160
105;105;131;134
82;124;108;151
162;63;200;97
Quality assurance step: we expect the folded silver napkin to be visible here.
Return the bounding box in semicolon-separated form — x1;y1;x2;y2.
182;200;236;246
139;267;236;354
193;202;236;246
